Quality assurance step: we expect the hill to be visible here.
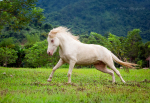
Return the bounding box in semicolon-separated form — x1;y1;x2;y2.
37;0;150;42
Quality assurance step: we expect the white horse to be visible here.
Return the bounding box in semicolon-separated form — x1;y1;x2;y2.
47;26;136;84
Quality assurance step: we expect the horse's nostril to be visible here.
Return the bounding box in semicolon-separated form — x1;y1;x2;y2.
48;52;50;55
47;50;53;56
47;51;50;55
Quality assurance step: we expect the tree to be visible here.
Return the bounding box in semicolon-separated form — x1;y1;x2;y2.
144;41;150;58
0;0;45;32
0;37;16;48
0;47;17;67
24;33;41;48
87;35;97;44
42;23;53;32
14;45;25;67
90;32;111;48
107;33;125;60
124;29;142;62
24;40;59;68
0;37;18;67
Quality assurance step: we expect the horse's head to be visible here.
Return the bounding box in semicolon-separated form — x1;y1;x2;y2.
47;26;79;56
47;29;60;56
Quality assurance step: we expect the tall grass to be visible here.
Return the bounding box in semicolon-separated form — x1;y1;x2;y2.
0;67;150;103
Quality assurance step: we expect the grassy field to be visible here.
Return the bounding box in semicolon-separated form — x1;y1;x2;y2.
0;67;150;103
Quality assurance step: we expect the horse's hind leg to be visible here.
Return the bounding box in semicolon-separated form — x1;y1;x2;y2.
109;65;126;83
106;60;126;83
94;61;115;83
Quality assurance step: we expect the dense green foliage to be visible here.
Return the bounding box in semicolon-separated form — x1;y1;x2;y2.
0;20;53;43
0;47;17;67
0;68;150;102
124;29;142;61
0;0;53;67
24;40;59;68
0;0;45;32
37;0;150;42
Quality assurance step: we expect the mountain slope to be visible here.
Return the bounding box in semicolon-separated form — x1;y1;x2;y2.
37;0;150;42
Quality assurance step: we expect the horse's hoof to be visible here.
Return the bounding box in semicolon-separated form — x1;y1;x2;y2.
47;79;52;82
67;82;71;84
112;82;115;84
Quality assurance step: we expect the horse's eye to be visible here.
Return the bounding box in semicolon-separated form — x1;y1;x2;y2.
51;40;54;43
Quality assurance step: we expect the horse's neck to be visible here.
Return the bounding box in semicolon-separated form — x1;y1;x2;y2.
58;35;77;54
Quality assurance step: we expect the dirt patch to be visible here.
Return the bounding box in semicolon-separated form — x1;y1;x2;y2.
77;87;86;91
120;79;150;89
140;79;150;83
0;89;8;96
30;82;57;86
125;83;142;87
63;82;78;86
30;82;78;87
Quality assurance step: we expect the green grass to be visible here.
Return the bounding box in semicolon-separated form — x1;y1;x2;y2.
0;67;150;103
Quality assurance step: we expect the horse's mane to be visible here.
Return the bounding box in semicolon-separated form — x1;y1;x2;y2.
50;26;79;41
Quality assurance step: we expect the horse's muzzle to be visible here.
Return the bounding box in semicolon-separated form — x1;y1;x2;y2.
47;50;53;56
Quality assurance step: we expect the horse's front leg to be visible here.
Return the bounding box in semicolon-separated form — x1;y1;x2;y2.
47;58;64;82
67;60;76;84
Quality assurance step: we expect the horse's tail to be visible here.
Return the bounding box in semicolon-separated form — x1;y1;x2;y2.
111;53;137;68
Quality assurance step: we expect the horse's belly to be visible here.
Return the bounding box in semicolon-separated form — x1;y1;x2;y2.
76;56;99;65
76;60;99;65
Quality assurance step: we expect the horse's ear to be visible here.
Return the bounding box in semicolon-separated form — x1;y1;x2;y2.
49;30;57;38
51;30;57;34
49;34;55;38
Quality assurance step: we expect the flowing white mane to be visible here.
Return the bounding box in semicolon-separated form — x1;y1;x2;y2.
50;26;79;41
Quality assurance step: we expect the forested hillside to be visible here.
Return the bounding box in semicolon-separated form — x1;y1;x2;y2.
37;0;150;42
